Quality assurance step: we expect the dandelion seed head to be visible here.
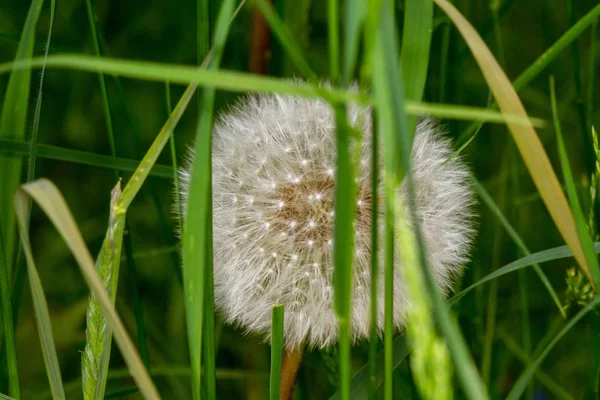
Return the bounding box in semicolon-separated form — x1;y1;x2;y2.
178;88;475;349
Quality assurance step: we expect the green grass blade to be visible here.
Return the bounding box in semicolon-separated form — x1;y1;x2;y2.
506;296;600;400
0;393;16;400
269;304;284;400
28;0;54;184
550;75;600;287
374;2;489;398
371;3;402;397
332;104;357;400
342;0;366;84
182;1;236;399
0;0;44;277
399;0;433;135
450;242;600;304
586;18;597;133
328;0;340;80
0;226;19;398
0;140;174;179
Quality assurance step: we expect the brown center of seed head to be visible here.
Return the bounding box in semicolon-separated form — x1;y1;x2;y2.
274;177;372;248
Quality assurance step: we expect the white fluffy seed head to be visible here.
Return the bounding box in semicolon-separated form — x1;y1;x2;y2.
178;89;476;349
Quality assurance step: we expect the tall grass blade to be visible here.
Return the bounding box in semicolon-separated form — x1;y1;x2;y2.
399;0;433;135
374;2;489;399
0;227;19;398
332;104;357;400
269;304;284;400
550;76;600;287
434;0;592;283
0;0;44;275
342;0;366;84
14;179;160;399
328;0;340;80
182;1;236;399
506;296;600;400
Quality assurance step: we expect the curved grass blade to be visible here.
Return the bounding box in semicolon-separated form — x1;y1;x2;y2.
269;304;284;400
506;296;600;400
449;243;600;305
550;76;600;286
434;0;591;283
14;187;67;400
457;3;600;145
14;179;160;400
0;0;44;276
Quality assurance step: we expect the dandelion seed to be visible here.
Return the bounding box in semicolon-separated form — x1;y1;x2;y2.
178;87;475;349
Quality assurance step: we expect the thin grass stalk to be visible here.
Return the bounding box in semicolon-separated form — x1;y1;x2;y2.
196;1;216;396
84;0;117;171
0;226;19;398
269;305;284;400
399;0;433;136
566;0;589;145
551;75;600;287
342;0;366;85
587;18;597;134
332;104;357;400
368;110;379;400
182;2;236;399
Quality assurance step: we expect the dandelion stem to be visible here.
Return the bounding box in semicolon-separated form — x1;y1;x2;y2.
279;347;303;400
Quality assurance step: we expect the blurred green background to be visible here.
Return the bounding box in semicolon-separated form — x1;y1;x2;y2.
1;0;599;398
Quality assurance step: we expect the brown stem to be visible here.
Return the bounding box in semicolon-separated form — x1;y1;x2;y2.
280;347;303;400
249;0;272;75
